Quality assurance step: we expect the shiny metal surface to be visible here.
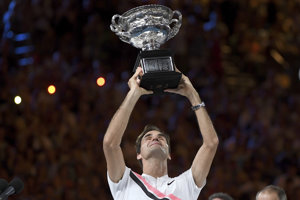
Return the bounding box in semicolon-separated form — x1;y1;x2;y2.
110;4;182;50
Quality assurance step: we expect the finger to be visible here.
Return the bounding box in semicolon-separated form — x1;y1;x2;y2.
132;67;143;78
142;89;153;95
180;73;187;79
138;71;143;78
164;89;172;93
136;66;143;74
145;90;153;95
164;88;179;94
180;74;190;84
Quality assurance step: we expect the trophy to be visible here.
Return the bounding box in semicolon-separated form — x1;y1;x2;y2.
110;4;182;93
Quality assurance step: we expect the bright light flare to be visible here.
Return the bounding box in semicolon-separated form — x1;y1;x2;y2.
97;77;106;87
48;85;56;94
14;96;22;104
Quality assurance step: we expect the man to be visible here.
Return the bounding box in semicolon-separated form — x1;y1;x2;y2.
256;185;287;200
103;67;219;199
208;192;234;200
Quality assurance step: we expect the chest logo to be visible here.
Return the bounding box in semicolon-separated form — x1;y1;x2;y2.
167;180;175;186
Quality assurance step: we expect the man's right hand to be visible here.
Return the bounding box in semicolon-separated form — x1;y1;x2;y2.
128;67;152;97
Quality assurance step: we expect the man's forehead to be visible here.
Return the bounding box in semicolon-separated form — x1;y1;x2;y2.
143;130;162;138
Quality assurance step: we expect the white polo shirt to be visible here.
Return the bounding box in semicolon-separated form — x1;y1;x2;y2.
107;166;205;200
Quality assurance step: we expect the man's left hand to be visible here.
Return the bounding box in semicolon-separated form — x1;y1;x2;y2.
164;68;196;99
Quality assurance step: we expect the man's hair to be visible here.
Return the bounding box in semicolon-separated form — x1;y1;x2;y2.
135;124;171;166
208;192;234;200
256;185;287;200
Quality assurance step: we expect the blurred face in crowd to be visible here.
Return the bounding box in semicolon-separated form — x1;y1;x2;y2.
256;191;280;200
137;130;171;162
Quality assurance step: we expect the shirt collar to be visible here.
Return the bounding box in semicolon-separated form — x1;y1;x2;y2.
141;173;169;181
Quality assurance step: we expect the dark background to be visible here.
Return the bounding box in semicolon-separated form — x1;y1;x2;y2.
1;0;300;199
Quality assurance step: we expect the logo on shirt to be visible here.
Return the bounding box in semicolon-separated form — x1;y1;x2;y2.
167;180;175;186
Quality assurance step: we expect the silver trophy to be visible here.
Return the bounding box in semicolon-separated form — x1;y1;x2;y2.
110;4;182;93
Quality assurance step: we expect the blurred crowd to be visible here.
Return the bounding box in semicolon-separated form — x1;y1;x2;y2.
1;0;300;199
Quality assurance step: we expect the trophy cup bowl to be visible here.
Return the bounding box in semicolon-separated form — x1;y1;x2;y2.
110;4;182;93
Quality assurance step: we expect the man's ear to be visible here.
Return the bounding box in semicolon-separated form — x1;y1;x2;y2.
168;154;171;160
137;153;142;160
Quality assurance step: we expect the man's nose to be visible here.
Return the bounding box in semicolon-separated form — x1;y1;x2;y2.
152;137;159;141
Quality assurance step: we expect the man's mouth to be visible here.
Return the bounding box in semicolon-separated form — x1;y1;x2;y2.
150;142;161;146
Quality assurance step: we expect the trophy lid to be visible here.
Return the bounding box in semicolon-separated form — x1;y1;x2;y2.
122;4;173;20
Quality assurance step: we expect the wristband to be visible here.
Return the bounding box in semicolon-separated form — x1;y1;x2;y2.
191;102;205;111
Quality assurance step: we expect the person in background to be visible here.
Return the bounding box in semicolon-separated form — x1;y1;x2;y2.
208;192;234;200
256;185;287;200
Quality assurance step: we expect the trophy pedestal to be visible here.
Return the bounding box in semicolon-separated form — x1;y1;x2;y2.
134;50;182;93
139;71;182;94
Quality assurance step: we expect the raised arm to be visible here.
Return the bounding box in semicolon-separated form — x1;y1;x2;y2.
103;67;152;183
165;72;219;188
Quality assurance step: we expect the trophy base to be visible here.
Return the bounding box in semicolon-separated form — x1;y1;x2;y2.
140;71;182;94
134;50;182;94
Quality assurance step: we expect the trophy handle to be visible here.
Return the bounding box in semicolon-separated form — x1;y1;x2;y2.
110;14;131;43
119;34;131;43
168;10;182;40
110;14;123;32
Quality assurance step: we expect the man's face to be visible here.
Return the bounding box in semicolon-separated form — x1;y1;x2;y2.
137;130;170;161
256;191;280;200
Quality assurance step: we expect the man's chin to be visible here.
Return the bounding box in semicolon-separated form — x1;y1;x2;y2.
148;148;168;159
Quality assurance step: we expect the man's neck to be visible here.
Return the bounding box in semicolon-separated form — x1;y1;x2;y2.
142;158;168;178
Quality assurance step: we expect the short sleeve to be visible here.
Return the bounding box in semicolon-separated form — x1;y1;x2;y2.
107;166;131;199
176;168;206;199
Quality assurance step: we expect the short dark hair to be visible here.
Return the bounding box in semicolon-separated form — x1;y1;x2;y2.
208;192;234;200
256;185;287;200
135;124;171;166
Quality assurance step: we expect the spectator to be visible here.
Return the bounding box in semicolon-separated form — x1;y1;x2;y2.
256;185;287;200
208;192;234;200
